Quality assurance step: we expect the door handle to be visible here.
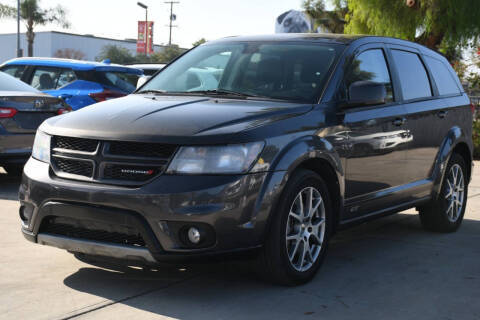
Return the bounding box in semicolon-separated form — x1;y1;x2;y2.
437;110;448;119
392;117;406;126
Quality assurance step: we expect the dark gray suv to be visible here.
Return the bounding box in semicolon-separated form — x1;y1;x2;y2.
19;34;474;285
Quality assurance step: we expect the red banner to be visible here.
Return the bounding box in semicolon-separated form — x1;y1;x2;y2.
137;21;154;54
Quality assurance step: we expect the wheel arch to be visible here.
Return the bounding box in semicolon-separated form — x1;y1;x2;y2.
259;136;345;239
432;126;473;199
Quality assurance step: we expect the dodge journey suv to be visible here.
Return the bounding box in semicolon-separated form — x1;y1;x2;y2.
19;34;474;285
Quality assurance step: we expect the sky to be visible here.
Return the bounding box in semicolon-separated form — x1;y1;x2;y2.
0;0;305;48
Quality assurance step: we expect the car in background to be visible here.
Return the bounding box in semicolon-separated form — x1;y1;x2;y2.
0;58;143;110
128;63;166;76
0;71;71;175
129;64;166;89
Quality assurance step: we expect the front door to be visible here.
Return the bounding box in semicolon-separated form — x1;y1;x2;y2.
341;46;410;218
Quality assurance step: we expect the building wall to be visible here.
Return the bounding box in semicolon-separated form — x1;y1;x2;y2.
0;31;167;64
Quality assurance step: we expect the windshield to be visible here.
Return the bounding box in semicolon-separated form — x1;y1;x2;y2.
140;42;344;102
0;71;40;93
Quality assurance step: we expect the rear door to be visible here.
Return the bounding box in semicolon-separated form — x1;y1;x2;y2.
341;44;410;218
387;46;461;195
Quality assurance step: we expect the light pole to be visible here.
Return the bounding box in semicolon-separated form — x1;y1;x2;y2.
164;1;179;46
137;2;148;55
16;0;21;57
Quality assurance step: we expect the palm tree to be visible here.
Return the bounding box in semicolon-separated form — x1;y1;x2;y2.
303;0;348;34
0;0;70;57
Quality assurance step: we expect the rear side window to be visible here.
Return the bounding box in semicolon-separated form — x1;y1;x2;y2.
424;56;460;96
391;50;432;100
31;67;61;90
345;49;394;102
94;71;139;93
1;65;27;79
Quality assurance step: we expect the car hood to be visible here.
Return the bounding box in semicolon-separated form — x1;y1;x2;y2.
41;94;313;144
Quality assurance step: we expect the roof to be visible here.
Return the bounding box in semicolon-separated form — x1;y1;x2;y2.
2;57;143;74
210;33;439;53
210;33;366;44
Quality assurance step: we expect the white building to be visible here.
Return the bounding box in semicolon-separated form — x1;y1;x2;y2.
0;31;170;64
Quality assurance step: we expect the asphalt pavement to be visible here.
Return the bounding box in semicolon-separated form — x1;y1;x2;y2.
1;164;479;320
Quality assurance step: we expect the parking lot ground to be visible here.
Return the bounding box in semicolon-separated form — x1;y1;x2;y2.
1;163;480;320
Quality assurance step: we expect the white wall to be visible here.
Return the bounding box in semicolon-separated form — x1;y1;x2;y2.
0;31;167;64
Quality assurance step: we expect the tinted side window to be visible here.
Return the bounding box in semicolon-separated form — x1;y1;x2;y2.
346;49;394;102
391;50;432;100
424;56;460;96
1;65;27;79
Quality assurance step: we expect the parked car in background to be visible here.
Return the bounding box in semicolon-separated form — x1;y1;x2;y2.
0;71;71;175
0;58;143;110
128;63;166;76
130;64;166;89
20;34;473;285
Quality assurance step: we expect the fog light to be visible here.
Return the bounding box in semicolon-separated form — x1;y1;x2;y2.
187;227;201;244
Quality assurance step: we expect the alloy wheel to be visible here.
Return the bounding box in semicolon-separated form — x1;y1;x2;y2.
285;186;326;272
444;163;465;222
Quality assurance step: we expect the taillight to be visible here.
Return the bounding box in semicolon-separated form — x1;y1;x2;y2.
57;107;72;115
0;107;17;118
471;102;476;115
89;90;125;102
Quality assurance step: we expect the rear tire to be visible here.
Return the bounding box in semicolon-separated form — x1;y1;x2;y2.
258;169;333;286
419;153;468;233
3;164;24;176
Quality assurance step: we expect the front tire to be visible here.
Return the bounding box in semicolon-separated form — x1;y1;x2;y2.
419;153;468;233
258;169;333;286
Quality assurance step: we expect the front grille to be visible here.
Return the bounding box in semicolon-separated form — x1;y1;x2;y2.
40;217;146;247
53;157;93;178
53;136;98;153
50;135;177;185
108;141;177;159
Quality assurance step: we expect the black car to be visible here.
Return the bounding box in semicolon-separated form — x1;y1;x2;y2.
0;71;71;175
19;34;474;285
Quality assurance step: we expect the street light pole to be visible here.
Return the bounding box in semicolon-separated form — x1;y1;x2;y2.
137;2;149;55
16;0;21;57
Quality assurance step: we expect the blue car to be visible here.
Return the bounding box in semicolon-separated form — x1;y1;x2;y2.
0;58;143;110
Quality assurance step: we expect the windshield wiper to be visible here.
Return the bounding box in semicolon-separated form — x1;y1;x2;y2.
188;89;271;99
136;89;168;94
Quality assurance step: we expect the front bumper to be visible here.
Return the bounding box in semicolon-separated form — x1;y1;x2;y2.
19;158;287;263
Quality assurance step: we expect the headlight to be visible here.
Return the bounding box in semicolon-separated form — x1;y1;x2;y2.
167;142;264;174
32;130;51;163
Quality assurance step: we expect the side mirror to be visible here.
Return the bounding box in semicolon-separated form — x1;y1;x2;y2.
341;81;387;108
136;75;151;89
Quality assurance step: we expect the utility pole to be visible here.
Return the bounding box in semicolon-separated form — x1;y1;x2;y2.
164;1;179;46
16;0;21;57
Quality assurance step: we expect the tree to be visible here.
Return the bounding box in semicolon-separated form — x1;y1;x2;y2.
150;45;185;63
1;0;70;57
344;0;480;53
192;38;207;47
54;48;85;60
303;0;348;33
96;45;136;64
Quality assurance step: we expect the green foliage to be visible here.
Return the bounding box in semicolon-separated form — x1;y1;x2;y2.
303;0;347;33
150;45;185;63
0;4;16;18
192;38;207;47
344;0;480;51
474;119;480;160
1;0;70;56
96;45;136;64
96;45;186;65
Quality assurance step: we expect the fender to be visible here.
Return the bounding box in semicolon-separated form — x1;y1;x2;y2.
431;126;473;200
248;135;345;243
